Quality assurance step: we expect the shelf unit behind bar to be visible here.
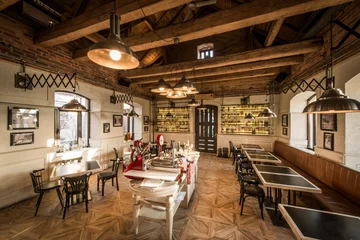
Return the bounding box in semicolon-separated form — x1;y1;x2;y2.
156;107;190;133
221;104;273;135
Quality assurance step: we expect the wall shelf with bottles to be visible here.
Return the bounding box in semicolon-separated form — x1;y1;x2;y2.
156;107;190;133
221;104;273;135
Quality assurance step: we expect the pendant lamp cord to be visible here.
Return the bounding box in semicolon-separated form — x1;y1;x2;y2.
330;16;334;86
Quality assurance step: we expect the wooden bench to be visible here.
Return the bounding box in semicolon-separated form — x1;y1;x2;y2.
274;141;360;217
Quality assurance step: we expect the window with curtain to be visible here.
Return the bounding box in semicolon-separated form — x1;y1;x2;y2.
54;91;90;147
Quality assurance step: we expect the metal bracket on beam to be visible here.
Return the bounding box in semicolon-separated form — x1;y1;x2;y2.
331;19;360;51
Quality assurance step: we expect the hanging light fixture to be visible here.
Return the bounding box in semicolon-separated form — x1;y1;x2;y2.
61;79;87;112
244;113;255;119
303;18;360;114
258;107;277;118
124;104;139;117
166;89;187;99
87;1;139;70
188;97;200;107
151;78;172;93
174;75;196;91
197;100;207;111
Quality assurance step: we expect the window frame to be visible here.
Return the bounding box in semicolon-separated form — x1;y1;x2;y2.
54;91;90;147
306;94;317;150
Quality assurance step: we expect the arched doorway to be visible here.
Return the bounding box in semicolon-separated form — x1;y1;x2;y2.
195;105;217;153
289;91;316;149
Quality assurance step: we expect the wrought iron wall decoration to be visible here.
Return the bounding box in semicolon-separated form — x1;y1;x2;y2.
331;18;360;51
14;61;76;90
278;76;327;94
109;91;133;104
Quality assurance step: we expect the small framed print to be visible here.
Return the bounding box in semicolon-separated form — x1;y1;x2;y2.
8;107;39;130
113;115;123;127
320;114;337;131
324;132;334;151
10;132;34;146
143;116;149;125
282;114;288;127
144;126;149;132
103;123;110;133
282;128;288;136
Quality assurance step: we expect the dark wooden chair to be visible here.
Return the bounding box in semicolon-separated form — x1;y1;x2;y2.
97;157;122;196
109;148;120;172
62;173;91;219
239;174;265;219
29;169;64;216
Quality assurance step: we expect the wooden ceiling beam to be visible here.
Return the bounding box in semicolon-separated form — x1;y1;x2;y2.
35;0;193;47
112;0;352;52
0;0;19;11
264;18;285;47
122;39;320;79
84;33;106;43
137;67;286;85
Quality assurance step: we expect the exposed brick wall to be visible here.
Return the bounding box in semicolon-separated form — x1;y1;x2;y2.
291;0;360;81
0;14;150;99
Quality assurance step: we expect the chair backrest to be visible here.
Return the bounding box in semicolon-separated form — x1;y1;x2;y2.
62;173;89;194
114;157;123;174
29;169;45;192
113;148;119;159
229;141;234;152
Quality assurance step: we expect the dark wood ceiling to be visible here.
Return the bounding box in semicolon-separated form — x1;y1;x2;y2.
0;0;354;99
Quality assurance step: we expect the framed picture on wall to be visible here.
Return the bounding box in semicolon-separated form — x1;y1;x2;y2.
282;128;288;135
113;115;123;127
10;132;34;146
324;132;334;151
103;123;110;133
8;107;39;130
320;114;337;131
143;116;149;125
144;126;149;132
282;114;288;127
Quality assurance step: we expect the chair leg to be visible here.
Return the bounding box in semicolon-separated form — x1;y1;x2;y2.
102;179;105;196
260;197;264;219
63;194;68;219
116;176;119;191
112;178;114;186
56;188;64;208
240;197;245;215
97;177;100;191
85;191;88;213
34;192;44;216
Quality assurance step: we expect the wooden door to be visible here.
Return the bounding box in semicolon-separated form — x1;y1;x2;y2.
195;105;217;153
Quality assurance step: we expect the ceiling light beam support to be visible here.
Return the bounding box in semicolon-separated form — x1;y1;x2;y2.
265;18;285;47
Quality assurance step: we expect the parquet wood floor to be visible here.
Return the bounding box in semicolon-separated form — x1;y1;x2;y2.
0;153;296;240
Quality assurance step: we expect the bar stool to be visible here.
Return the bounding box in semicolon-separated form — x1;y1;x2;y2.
29;169;64;216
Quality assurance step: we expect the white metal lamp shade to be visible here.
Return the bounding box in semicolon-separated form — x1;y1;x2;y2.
185;88;199;95
303;88;360;113
87;13;139;70
166;90;187;99
174;75;196;91
258;107;277;118
151;78;172;93
61;99;87;112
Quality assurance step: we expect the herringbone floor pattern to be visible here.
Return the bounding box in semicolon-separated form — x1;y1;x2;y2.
0;153;295;240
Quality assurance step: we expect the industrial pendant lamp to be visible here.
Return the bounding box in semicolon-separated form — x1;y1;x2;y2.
124;104;139;117
244;113;255;119
61;81;87;112
151;78;172;93
174;75;196;91
303;18;360;114
197;100;207;111
166;89;187;99
188;97;200;106
258;107;277;118
87;1;139;70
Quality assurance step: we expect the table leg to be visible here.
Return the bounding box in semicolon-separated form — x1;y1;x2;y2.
133;194;140;235
166;196;174;240
287;190;291;205
293;191;296;206
274;188;278;216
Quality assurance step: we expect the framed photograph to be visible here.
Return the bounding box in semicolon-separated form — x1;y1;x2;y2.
143;116;149;125
113;115;123;127
103;123;110;133
320;114;337;131
282;114;288;127
324;132;334;151
144;126;149;132
8;107;39;130
10;132;34;146
282;128;288;135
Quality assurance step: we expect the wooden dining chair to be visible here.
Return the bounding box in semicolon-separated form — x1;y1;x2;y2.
239;174;265;219
97;157;122;196
29;169;64;216
61;173;91;219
